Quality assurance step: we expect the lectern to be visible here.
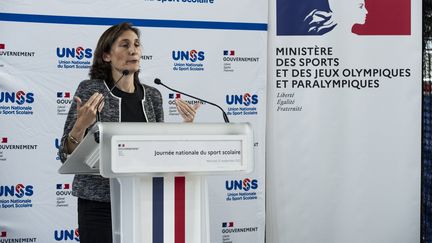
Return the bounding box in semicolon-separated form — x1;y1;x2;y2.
59;122;254;243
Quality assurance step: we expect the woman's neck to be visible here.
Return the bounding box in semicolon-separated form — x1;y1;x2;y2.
112;71;135;93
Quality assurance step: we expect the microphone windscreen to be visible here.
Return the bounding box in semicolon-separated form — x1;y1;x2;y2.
122;70;130;76
154;78;162;85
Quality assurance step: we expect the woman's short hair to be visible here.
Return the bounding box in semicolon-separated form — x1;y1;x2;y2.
89;22;140;81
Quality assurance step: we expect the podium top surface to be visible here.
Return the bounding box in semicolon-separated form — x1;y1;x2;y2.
59;122;254;177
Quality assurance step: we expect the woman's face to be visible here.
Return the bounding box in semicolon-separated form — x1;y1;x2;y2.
103;30;142;75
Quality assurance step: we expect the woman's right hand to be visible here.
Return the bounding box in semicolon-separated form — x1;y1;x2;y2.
74;92;105;131
65;92;104;154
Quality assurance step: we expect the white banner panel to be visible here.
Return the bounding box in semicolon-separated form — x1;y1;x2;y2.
267;0;422;242
0;1;267;242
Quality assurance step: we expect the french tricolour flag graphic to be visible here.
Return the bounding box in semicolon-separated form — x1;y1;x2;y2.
56;184;70;190
169;93;181;99
223;50;235;56
57;92;71;98
222;222;234;228
138;176;201;243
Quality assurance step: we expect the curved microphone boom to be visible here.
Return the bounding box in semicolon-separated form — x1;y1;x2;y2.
94;70;130;143
96;69;130;122
109;70;129;93
154;78;229;123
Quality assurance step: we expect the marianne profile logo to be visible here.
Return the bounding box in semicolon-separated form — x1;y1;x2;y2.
0;137;38;151
56;184;70;191
167;93;204;117
54;229;79;241
57;91;72;116
221;221;258;241
224;50;235;56
0;136;38;163
168;93;182;116
56;46;92;70
0;43;36;57
277;0;411;35
169;93;182;100
172;50;205;72
57;92;71;99
222;222;234;228
0;230;37;242
222;50;260;72
223;50;259;63
56;183;72;207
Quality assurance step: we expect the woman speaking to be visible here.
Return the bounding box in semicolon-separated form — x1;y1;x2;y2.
58;22;198;243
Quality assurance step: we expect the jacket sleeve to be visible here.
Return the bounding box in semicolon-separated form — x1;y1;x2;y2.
58;81;84;163
148;86;164;123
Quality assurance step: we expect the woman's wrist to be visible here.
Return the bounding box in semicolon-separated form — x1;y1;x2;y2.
69;125;86;143
65;127;85;154
68;133;81;144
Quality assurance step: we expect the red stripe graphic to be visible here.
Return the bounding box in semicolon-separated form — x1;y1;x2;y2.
0;44;5;49
175;176;185;243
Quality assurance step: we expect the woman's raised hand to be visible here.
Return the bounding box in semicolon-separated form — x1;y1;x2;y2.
74;92;105;131
175;99;200;123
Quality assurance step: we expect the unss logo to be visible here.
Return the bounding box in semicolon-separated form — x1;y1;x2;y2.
0;91;34;105
56;47;92;60
225;178;258;191
226;93;258;106
0;184;34;198
54;229;79;241
172;50;205;62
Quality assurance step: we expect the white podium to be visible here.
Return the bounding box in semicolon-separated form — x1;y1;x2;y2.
59;122;253;243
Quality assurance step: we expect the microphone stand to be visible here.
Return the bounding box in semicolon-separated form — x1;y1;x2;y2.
96;70;130;122
94;70;130;143
154;79;229;123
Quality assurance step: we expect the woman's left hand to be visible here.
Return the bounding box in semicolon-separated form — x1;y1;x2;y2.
175;99;200;122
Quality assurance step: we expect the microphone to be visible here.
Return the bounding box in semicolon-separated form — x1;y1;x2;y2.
109;70;129;93
96;69;130;122
94;70;130;143
154;78;229;123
